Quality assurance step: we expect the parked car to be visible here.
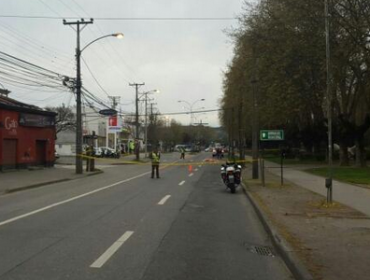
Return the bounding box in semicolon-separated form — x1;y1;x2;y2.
93;147;103;157
100;147;120;158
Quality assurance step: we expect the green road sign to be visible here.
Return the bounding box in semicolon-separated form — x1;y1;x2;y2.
260;130;284;141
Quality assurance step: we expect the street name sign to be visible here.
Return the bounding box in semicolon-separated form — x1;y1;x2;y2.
260;130;284;141
99;109;117;116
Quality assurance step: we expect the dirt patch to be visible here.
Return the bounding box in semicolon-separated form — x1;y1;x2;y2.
244;167;370;280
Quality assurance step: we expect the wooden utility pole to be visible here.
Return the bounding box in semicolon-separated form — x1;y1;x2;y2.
129;83;145;161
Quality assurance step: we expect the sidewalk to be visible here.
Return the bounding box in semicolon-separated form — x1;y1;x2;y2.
0;165;102;195
56;153;149;165
243;159;370;280
263;159;370;216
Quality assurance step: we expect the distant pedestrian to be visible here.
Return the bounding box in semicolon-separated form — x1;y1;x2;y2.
180;147;185;160
151;147;161;178
129;141;134;154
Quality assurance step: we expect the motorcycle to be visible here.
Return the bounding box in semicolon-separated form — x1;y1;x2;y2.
221;163;242;193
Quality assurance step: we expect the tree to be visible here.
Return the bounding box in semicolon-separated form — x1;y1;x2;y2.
45;104;76;134
221;0;370;166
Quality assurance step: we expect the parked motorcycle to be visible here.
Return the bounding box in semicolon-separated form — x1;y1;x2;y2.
221;163;242;193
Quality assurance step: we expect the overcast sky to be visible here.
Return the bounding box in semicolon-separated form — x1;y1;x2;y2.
0;0;252;127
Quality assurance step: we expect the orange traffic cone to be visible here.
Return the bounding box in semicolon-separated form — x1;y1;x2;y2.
188;165;193;173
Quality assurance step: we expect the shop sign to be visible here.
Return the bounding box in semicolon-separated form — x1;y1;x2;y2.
4;116;18;135
19;113;55;127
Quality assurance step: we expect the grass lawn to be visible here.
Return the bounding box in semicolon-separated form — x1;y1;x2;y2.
306;167;370;185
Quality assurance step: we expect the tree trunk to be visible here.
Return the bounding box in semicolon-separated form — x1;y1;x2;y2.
339;143;350;166
355;136;367;167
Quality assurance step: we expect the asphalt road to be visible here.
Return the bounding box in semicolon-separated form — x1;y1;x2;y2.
0;152;292;280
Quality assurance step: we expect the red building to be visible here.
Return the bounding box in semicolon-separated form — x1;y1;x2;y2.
0;95;57;171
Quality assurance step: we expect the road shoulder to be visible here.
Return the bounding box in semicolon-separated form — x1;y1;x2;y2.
243;167;370;280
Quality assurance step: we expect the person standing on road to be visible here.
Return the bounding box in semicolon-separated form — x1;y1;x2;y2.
180;146;185;160
151;147;161;178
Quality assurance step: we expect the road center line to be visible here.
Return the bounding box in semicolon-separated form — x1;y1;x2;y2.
179;181;185;186
158;195;171;205
0;171;153;228
0;159;183;228
90;231;134;268
189;173;194;177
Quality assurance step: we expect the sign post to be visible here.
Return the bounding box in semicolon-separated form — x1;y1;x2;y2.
260;130;285;186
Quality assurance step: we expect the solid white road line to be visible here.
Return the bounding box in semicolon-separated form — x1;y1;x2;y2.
0;171;152;228
157;195;171;205
90;231;134;268
189;173;194;177
179;181;185;186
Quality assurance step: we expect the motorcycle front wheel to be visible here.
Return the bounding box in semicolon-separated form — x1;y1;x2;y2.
228;183;236;193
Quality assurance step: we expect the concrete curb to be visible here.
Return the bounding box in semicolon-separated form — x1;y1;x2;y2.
242;183;314;280
3;170;103;195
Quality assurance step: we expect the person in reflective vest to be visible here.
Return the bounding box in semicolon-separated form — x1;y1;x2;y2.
151;148;161;178
180;146;185;159
129;141;135;154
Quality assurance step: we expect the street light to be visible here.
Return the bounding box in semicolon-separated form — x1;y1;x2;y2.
81;33;124;52
178;99;205;125
64;19;123;174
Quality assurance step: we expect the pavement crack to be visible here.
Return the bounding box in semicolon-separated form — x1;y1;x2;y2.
0;237;65;279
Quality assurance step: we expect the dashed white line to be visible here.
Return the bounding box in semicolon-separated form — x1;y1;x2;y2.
195;168;198;172
179;181;185;186
189;173;194;177
90;231;134;268
158;195;171;205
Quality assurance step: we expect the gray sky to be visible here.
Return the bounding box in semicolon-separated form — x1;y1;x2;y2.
0;0;248;127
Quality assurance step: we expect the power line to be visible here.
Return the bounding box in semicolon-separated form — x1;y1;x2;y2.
0;15;238;21
83;108;223;117
81;57;111;97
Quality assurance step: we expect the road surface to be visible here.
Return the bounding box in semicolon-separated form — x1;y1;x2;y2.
0;152;292;279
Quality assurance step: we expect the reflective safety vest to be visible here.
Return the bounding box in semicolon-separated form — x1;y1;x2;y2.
151;152;160;164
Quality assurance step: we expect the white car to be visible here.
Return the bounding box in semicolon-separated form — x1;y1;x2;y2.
93;147;103;157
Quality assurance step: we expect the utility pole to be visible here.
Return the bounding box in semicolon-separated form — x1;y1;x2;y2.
143;94;154;158
129;83;145;161
231;108;235;161
64;18;94;174
109;96;120;109
251;51;259;179
325;0;333;203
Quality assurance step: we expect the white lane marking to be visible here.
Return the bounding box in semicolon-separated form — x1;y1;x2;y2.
198;165;202;168
158;195;171;205
179;181;185;186
189;173;194;177
195;168;198;172
0;171;152;228
90;231;134;268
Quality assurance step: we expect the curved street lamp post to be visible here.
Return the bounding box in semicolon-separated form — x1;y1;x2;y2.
178;99;205;125
64;18;123;174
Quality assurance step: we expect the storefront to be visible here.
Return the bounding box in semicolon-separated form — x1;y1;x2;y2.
0;97;56;171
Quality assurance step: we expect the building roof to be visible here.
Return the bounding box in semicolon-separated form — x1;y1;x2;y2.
0;95;56;116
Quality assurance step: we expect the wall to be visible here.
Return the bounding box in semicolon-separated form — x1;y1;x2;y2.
0;109;56;169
